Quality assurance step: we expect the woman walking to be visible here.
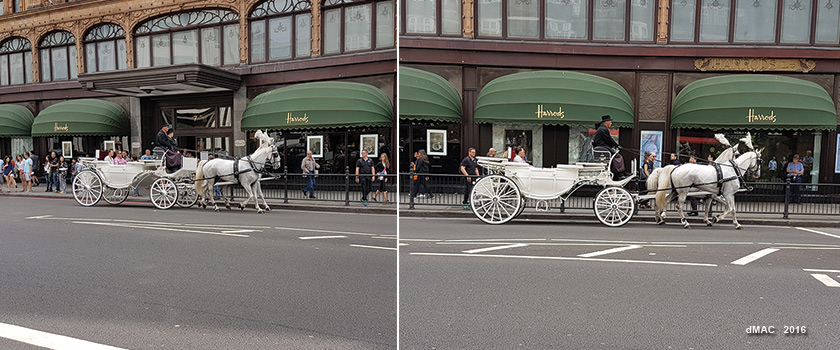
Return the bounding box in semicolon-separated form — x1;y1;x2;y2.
373;153;390;202
3;156;17;192
57;156;68;194
640;152;656;208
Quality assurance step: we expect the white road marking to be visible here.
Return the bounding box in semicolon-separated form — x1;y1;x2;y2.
651;241;754;245
184;223;272;229
398;243;409;246
803;269;840;274
810;274;840;287
795;227;840;240
0;322;127;350
275;227;377;236
221;229;258;234
731;248;780;265
25;215;53;219
445;238;547;242
462;243;529;254
349;244;397;251
298;235;347;240
410;252;718;267
578;245;643;258
73;221;249;238
396;238;443;242
551;238;647;244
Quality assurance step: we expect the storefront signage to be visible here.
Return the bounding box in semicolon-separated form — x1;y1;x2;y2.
535;105;565;119
746;109;777;123
694;58;816;73
53;123;69;132
285;112;309;125
234;140;246;147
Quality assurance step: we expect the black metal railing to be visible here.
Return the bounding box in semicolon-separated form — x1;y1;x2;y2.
223;166;397;206
399;172;840;217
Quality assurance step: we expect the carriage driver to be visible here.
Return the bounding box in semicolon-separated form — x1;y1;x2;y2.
593;115;628;180
156;124;178;152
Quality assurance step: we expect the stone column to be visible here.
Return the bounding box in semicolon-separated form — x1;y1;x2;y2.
232;85;248;157
129;96;142;156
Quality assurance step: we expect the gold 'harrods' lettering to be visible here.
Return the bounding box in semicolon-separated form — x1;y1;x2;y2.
54;123;69;132
535;104;565;119
286;112;309;124
746;109;776;123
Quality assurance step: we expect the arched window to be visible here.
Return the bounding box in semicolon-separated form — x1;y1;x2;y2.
249;0;312;62
39;31;77;82
0;37;33;85
134;9;240;68
322;0;395;55
83;23;127;72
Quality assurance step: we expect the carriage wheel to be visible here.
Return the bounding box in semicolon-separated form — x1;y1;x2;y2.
176;183;199;208
470;175;522;225
594;186;635;227
103;187;130;205
150;178;178;210
72;170;103;207
514;200;526;218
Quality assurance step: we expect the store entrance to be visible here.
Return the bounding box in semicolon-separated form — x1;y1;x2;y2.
156;99;234;160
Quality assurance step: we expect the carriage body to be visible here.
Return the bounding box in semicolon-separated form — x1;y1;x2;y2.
71;156;198;209
471;156;636;226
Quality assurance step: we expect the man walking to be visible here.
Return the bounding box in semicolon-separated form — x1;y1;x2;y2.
29;150;39;186
355;150;376;205
786;154;804;204
461;147;480;209
301;150;319;199
22;152;32;192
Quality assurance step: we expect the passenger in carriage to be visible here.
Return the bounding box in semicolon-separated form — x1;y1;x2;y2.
512;146;527;163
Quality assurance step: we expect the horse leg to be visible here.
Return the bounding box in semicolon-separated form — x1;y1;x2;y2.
725;193;741;229
703;197;715;226
249;182;264;213
206;180;221;212
677;191;690;228
255;180;270;211
712;195;730;224
239;182;254;211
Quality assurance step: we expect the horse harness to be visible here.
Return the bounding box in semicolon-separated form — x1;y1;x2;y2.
666;159;749;195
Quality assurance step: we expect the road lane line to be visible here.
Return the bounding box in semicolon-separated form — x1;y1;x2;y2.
0;322;127;350
731;248;780;265
551;239;647;244
184;223;272;229
578;245;643;258
795;227;840;240
298;235;347;240
462;243;529;254
445;238;547;242
275;227;377;236
25;215;53;219
810;274;840;287
350;244;397;251
73;221;249;238
396;238;443;242
221;229;258;234
410;252;718;267
803;269;840;274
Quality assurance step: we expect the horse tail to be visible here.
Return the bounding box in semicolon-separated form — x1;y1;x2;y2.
655;165;675;209
195;160;208;197
646;168;660;195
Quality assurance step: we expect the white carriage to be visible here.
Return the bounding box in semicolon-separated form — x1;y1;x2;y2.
471;155;637;227
72;156;199;210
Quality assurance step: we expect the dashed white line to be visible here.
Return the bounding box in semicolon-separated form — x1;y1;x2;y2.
462;243;529;254
25;215;53;219
298;235;347;240
730;248;780;266
220;229;258;234
73;221;249;238
445;238;547;242
0;322;127;350
810;274;840;287
795;227;840;240
350;244;397;251
275;226;377;236
578;245;642;258
410;252;718;267
803;268;840;274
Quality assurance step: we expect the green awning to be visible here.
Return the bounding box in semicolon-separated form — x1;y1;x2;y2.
672;75;837;130
399;67;461;122
474;71;634;127
0;104;35;137
241;81;393;131
32;99;129;136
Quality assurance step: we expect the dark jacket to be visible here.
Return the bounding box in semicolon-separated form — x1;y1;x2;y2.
414;158;429;174
592;123;618;149
156;130;177;151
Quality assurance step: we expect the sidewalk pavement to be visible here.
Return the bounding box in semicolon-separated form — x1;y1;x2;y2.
0;187;396;215
399;204;840;228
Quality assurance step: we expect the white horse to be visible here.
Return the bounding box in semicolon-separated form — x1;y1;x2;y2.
194;131;281;213
658;149;762;229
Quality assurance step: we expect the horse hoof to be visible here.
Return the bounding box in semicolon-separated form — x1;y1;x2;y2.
706;223;713;227
658;221;666;225
712;217;719;223
214;208;220;212
736;226;742;230
265;207;271;212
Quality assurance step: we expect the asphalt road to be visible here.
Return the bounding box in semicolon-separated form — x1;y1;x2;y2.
399;216;840;350
0;196;396;350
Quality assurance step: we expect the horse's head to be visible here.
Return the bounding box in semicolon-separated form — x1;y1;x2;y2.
267;144;282;170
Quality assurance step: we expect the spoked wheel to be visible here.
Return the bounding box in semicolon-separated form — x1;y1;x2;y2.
176;183;199;208
72;170;103;207
470;174;522;225
594;186;635;227
150;178;178;210
514;200;526;218
103;187;130;205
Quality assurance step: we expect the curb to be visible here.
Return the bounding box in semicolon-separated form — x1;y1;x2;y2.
0;192;396;215
398;207;840;228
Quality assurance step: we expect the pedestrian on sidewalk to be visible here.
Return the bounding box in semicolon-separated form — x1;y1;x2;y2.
57;156;68;194
373;153;389;202
70;158;82;188
355;150;375;205
786;154;804;204
410;150;432;202
29;151;39;187
4;156;17;192
43;154;53;192
670;153;681;166
461;147;479;209
15;155;25;191
22;152;32;192
301;150;319;199
0;156;4;191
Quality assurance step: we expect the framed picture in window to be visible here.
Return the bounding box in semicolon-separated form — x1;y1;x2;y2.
427;129;447;156
360;134;378;157
62;141;73;158
640;130;663;168
104;140;116;152
307;135;324;158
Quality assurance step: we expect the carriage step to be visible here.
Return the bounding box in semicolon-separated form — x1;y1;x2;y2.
535;200;551;212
